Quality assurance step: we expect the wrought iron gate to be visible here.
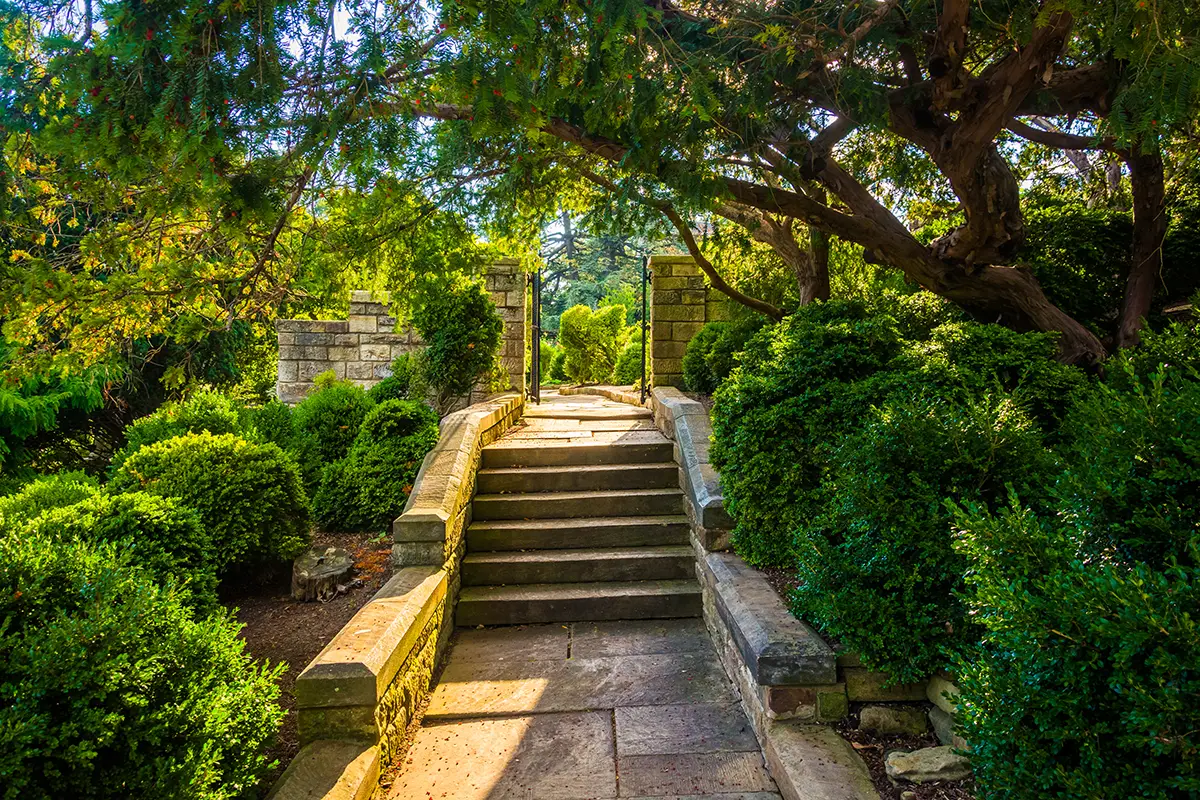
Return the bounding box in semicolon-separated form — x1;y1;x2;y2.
640;256;650;404
528;267;541;404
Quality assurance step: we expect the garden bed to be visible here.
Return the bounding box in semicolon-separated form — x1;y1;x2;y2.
836;709;976;800
231;530;395;790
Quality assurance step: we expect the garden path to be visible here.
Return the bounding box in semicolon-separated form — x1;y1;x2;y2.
389;393;780;799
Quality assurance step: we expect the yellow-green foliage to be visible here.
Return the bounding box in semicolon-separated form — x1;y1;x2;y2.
559;304;625;383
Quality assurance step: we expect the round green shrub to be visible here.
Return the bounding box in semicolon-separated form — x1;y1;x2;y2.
538;340;558;383
412;277;503;411
369;353;417;403
0;532;284;799
290;378;375;491
682;322;727;394
0;471;100;530
245;399;294;450
24;491;218;611
797;392;1055;682
559;304;625;383
111;432;310;574
312;400;439;531
112;391;243;471
953;372;1200;800
613;338;644;385
549;347;568;382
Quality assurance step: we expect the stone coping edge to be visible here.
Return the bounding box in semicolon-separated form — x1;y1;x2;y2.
559;384;731;547
296;567;447;709
393;393;523;554
761;723;877;800
703;551;838;687
266;741;379;800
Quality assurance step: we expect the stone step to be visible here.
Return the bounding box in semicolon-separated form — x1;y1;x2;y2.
482;437;674;468
523;406;652;420
473;488;683;520
455;580;702;626
467;515;692;551
476;463;679;494
462;546;695;586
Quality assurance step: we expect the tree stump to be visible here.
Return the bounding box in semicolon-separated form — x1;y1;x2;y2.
291;546;355;602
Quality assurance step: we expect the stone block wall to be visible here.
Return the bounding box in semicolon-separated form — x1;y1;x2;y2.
275;259;525;404
648;255;731;388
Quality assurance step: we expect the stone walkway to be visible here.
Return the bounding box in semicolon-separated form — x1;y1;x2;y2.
390;619;780;799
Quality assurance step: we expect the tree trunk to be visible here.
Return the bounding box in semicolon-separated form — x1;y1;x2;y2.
1116;148;1167;349
807;227;831;305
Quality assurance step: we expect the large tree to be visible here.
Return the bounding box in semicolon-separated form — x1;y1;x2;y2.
5;0;1199;365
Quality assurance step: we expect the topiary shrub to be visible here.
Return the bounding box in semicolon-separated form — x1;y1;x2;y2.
245;399;294;450
682;322;728;394
312;400;440;531
112;391;243;471
549;346;568;382
0;471;100;529
538;340;558;383
613;338;644;385
796;392;1055;682
0;532;284;799
412;277;503;413
290;375;375;492
111;432;310;575
559;304;625;383
23;490;219;611
704;317;768;386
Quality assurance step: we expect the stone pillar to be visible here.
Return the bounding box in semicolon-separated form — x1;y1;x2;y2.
481;258;526;400
648;255;730;388
276;260;527;405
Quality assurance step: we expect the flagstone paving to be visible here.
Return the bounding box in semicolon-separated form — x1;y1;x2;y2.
390;619;781;800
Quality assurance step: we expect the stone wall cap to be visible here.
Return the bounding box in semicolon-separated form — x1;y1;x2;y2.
707;552;837;685
295;567;446;709
647;255;699;265
266;741;379;800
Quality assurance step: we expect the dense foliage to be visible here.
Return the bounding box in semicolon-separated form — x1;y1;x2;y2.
953;350;1200;798
289;376;376;493
712;295;1085;677
111;391;243;471
558;304;625;383
23;491;218;612
111;433;310;575
410;277;504;412
613;338;643;385
0;533;283;800
313;400;439;531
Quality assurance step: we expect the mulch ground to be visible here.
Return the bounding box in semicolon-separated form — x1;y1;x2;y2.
229;530;394;792
836;710;976;800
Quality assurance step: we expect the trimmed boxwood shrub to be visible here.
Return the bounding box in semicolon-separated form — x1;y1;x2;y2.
112;391;243;470
245;399;295;450
797;392;1055;682
549;347;568;381
412;277;503;412
313;400;439;531
613;338;643;385
0;471;100;529
290;375;375;491
682;322;727;394
111;432;310;575
23;491;218;612
0;532;284;799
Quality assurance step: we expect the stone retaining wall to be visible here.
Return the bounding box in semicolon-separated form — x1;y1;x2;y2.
275;259;525;404
647;255;730;388
268;393;524;800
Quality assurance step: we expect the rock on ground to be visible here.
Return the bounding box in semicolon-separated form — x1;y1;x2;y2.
885;746;971;784
858;705;929;737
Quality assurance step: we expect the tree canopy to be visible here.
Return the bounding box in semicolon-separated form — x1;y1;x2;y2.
3;0;1200;367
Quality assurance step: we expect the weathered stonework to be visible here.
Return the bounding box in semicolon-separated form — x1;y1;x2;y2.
648;255;731;388
275;259;526;404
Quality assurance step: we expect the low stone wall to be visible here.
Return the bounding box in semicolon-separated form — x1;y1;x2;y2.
268;393;524;800
275;259;526;404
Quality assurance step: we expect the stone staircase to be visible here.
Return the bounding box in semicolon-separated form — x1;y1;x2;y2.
455;396;702;625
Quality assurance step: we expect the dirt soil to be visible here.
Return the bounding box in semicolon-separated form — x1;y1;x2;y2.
230;530;394;789
836;709;976;800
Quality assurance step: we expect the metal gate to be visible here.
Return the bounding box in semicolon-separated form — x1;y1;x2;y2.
528;267;541;404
